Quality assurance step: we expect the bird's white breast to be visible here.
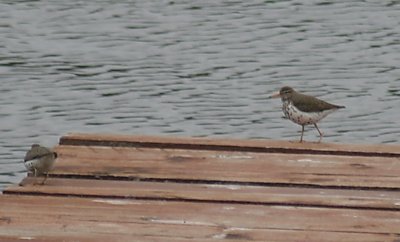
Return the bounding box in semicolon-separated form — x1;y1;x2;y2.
24;158;40;171
283;101;336;125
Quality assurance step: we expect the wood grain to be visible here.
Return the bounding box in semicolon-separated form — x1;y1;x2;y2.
51;145;400;189
2;134;400;241
60;133;400;157
5;177;400;210
0;195;399;242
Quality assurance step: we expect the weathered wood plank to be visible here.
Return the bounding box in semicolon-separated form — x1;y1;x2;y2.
0;234;255;242
0;228;396;242
0;229;396;242
59;133;400;157
0;236;244;242
52;145;400;189
5;177;400;210
3;133;400;241
0;195;399;241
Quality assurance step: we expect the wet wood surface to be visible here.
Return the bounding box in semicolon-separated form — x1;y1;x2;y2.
2;133;400;241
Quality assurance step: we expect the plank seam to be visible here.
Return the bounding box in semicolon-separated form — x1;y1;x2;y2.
45;174;400;192
3;190;400;212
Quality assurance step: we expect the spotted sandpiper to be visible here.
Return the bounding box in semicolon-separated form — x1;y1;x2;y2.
270;86;345;142
24;144;57;185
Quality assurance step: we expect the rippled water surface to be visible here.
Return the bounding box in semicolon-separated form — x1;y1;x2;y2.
1;1;400;189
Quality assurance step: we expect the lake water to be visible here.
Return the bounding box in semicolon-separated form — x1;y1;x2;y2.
1;0;399;190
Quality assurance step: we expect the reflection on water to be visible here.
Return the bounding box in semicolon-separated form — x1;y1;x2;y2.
1;1;400;189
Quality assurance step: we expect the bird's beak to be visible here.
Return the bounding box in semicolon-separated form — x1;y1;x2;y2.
269;91;281;99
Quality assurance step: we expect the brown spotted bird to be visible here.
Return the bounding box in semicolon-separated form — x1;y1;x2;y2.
270;86;345;142
24;144;57;184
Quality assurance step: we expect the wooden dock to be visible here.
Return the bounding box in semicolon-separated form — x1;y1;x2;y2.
1;133;400;241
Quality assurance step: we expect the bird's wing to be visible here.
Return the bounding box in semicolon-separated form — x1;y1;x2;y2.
292;93;339;113
24;146;52;162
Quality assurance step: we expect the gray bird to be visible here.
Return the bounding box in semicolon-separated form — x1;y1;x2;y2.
24;144;57;184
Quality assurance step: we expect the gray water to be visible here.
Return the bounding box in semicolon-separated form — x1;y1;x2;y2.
1;1;400;190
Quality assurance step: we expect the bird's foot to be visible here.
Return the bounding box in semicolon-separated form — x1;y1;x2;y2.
38;177;48;185
289;139;305;143
30;177;47;186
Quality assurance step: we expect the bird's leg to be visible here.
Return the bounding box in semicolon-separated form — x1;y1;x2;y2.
40;173;48;185
300;125;305;142
314;123;324;142
33;169;39;185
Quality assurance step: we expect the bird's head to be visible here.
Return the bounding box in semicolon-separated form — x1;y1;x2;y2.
269;86;295;101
